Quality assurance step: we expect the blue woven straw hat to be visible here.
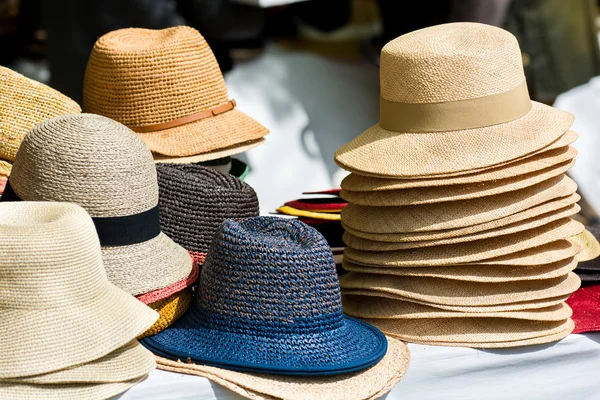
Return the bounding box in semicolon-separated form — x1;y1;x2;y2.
141;216;387;375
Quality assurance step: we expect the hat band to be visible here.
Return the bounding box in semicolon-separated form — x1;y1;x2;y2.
0;180;161;246
379;81;531;132
129;100;237;133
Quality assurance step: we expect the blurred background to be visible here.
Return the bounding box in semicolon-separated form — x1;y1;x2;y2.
2;0;600;217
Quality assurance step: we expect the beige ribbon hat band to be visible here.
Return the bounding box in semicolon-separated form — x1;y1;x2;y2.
379;81;531;132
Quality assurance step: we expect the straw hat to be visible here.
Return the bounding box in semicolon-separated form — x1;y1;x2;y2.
154;336;409;400
334;23;573;177
474;239;580;266
570;229;600;262
0;379;145;400
0;202;158;378
139;288;193;339
341;175;577;233
341;144;577;191
136;257;199;304
4;114;193;296
0;66;81;169
0;176;6;196
141;217;387;375
566;285;600;333
341;160;574;206
83;26;268;162
0;161;10;178
156;163;260;256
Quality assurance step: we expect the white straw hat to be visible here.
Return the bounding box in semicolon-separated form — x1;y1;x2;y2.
5;114;193;295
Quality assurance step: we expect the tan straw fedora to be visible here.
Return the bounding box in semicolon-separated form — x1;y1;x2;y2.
334;23;573;177
4;114;193;296
341;175;577;233
0;66;80;175
83;26;268;162
154;336;409;400
0;202;158;379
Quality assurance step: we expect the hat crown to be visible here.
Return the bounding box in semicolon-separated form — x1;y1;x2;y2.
380;22;526;104
9;114;158;217
83;26;229;127
196;217;344;335
0;202;107;308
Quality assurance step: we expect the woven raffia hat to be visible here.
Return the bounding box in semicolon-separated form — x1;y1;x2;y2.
0;66;81;176
3;114;193;296
83;26;268;162
334;22;573;177
156;163;260;257
0;202;158;379
142;217;388;375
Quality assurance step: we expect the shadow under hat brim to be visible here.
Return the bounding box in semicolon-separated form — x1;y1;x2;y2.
0;377;144;400
138;109;268;160
141;310;387;376
335;101;574;177
153;336;408;400
0;283;158;379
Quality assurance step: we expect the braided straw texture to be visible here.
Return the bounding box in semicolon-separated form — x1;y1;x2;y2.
0;202;158;379
139;288;193;339
156;163;259;254
0;160;11;178
8;114;193;295
0;66;80;163
84;26;268;157
475;239;580;266
571;229;600;262
136;254;199;304
154;337;409;400
142;217;387;375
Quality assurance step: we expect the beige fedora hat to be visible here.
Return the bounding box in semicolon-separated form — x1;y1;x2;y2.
342;257;577;283
341;144;576;192
474;239;580;266
344;218;583;267
0;202;158;379
334;23;573;178
0;66;80;176
5;114;193;296
339;272;580;306
570;229;600;262
154;336;409;400
0;378;145;400
343;204;580;251
341;175;577;234
341;161;574;207
363;317;574;347
342;295;572;321
83;26;268;162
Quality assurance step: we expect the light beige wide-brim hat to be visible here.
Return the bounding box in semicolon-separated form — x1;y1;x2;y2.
339;272;580;306
344;218;583;267
363;317;574;348
84;26;268;162
342;257;577;283
0;378;145;400
342;295;572;321
0;202;158;378
474;239;580;266
334;23;573;178
570;229;600;262
7;114;193;296
341;175;577;234
154;336;409;400
341;161;574;206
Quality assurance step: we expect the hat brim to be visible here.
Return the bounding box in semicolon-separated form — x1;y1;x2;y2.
138;109;268;158
570;229;600;262
154;336;408;400
102;232;193;296
0;283;158;378
153;138;265;164
0;159;11;177
335;102;573;177
141;310;387;376
138;288;193;339
136;256;199;304
476;239;580;266
567;286;600;333
0;378;144;400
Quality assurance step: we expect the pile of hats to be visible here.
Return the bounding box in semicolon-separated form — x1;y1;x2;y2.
334;23;592;347
275;189;347;271
0;202;158;399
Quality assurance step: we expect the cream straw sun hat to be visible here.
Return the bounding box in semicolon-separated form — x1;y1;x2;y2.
0;202;157;383
334;22;573;178
0;66;80;177
2;114;193;296
83;26;268;163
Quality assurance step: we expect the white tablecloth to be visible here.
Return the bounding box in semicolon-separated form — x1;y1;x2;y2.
119;333;600;400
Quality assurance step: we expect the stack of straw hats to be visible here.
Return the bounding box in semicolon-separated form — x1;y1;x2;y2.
0;66;81;180
83;26;268;164
2;113;197;338
334;22;591;348
0;202;158;399
140;217;410;400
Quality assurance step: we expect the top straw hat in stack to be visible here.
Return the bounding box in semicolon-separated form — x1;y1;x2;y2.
334;22;592;348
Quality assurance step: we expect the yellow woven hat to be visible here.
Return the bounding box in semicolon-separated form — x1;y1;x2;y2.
139;288;193;339
83;26;268;162
334;22;573;177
